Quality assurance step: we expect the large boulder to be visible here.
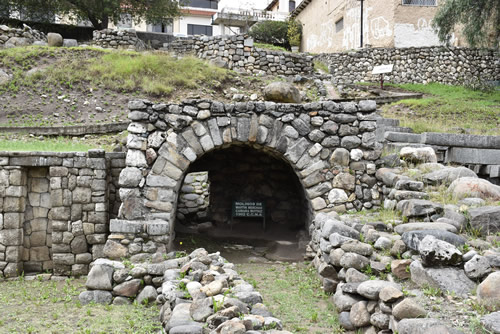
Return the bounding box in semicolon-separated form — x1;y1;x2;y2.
418;235;462;266
468;206;500;236
263;82;301;103
410;261;475;297
47;32;63;47
477;272;500;311
448;177;500;201
399;147;437;164
423;166;477;186
85;264;114;290
480;311;500;333
401;230;466;251
0;69;11;85
397;199;443;219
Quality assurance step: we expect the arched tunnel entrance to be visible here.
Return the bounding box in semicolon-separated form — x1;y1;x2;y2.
174;144;313;261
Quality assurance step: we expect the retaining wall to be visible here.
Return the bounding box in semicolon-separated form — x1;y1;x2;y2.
0;24;46;48
316;47;500;85
165;35;314;76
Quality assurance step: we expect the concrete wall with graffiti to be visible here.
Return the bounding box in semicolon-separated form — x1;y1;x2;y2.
296;0;453;53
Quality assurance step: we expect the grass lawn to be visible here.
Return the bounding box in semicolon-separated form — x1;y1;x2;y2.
237;263;342;334
0;276;161;334
0;135;117;152
382;83;500;135
0;46;232;97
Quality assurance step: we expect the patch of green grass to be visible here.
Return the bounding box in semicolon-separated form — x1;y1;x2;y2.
0;277;160;333
237;263;342;334
254;43;288;52
0;136;110;152
382;83;500;135
0;46;232;97
313;60;329;73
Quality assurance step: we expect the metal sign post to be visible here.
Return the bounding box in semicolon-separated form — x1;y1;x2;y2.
372;64;394;90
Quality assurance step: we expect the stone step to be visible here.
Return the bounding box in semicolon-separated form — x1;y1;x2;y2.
385;131;422;143
377;118;400;127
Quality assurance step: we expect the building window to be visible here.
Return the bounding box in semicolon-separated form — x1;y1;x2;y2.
335;18;344;33
188;24;213;36
186;0;218;10
150;21;173;34
402;0;437;6
289;1;296;12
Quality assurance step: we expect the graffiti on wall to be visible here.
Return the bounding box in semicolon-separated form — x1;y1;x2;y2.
305;19;335;52
343;6;393;49
304;3;394;52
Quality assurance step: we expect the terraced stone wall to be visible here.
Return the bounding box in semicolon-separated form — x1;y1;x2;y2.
0;151;125;278
316;47;500;85
166;35;314;76
111;99;383;252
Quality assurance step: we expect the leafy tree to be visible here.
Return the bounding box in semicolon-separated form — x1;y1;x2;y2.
432;0;500;48
287;18;302;47
249;20;290;49
4;0;183;30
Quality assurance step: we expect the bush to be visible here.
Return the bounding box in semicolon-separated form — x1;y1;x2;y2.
287;19;302;47
249;20;290;50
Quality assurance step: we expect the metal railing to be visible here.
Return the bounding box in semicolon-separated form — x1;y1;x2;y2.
402;0;437;6
216;7;289;21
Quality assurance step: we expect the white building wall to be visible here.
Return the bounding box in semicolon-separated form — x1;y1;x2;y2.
176;15;221;36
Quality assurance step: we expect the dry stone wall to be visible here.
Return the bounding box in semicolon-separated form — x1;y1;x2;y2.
0;24;47;48
166;35;314;76
111;98;383;252
92;29;145;50
316;47;500;85
0;151;125;278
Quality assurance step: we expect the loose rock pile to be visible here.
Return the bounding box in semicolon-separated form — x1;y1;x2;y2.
0;24;47;48
166;35;314;76
80;248;290;334
92;29;145;51
316;47;499;86
309;146;500;333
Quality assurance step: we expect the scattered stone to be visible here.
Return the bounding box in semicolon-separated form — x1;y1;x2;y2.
86;264;114;291
477;272;500;311
391;260;412;279
423;167;477;186
480;311;500;334
392;298;426;320
379;286;403;303
350;301;371;327
357;280;402;300
449;178;500;201
464;255;492;279
410;261;475;297
400;147;437;164
402;230;466;251
468;206;500;236
418;235;462;266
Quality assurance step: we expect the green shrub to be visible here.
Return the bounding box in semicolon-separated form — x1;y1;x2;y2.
249;20;290;50
287;19;302;47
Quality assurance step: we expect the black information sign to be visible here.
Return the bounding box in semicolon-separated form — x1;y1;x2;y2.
232;201;264;218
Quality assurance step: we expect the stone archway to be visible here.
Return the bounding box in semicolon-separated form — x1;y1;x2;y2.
175;143;312;239
110;98;381;254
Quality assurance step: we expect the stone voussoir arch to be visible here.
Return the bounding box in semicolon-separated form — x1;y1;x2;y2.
108;98;382;254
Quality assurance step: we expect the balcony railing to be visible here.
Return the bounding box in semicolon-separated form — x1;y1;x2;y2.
213;7;289;23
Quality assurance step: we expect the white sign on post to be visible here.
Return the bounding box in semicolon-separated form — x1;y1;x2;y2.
372;64;394;75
